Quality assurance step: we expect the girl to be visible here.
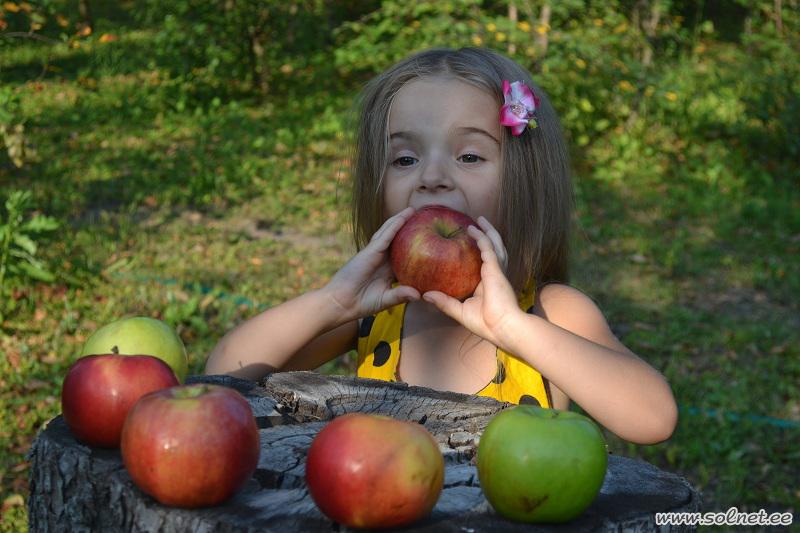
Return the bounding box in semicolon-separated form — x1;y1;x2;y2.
205;47;677;445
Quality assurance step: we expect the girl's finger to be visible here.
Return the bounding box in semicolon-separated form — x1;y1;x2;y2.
467;223;487;243
383;285;421;307
368;207;414;248
467;224;493;255
468;225;503;272
477;216;509;272
422;291;460;320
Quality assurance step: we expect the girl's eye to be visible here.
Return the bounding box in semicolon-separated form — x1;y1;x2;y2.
393;156;417;167
458;153;483;164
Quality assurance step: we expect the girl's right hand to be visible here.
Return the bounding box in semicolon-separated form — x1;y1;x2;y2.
323;207;420;322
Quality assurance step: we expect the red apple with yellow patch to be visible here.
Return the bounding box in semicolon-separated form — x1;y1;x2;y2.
121;384;260;508
390;205;482;300
61;354;179;448
305;413;444;528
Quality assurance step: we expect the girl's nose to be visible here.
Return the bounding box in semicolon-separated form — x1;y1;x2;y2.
416;157;454;191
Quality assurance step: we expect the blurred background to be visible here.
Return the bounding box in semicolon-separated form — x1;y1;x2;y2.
1;0;798;529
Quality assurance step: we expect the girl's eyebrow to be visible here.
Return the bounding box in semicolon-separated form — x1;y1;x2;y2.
389;128;499;145
389;131;414;141
455;126;500;145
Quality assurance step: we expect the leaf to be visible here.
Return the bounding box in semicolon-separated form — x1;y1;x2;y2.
18;261;55;282
4;190;29;213
22;214;59;233
12;233;37;255
9;247;35;262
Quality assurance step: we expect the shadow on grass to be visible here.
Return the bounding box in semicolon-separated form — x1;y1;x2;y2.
16;83;348;216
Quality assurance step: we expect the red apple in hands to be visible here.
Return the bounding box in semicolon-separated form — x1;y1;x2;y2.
390;205;482;300
121;384;260;508
305;413;444;528
61;354;179;448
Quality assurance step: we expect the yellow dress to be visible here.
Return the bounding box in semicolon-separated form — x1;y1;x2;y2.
356;282;551;407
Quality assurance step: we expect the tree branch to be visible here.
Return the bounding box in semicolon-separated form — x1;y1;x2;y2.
0;32;61;45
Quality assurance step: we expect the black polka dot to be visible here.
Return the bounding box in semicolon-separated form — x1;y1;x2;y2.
519;395;541;406
373;341;391;367
493;361;506;384
359;315;375;338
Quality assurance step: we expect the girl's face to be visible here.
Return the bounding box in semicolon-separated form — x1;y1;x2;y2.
383;77;503;228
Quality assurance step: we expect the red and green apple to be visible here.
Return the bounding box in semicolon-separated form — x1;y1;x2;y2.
81;316;188;382
477;405;608;523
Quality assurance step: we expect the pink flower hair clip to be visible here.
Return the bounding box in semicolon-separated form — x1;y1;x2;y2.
500;80;540;136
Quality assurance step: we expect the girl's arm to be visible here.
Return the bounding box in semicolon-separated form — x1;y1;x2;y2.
497;283;678;445
422;219;677;445
204;288;356;380
205;207;421;381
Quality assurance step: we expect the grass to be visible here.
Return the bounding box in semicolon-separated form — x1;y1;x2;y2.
2;17;799;531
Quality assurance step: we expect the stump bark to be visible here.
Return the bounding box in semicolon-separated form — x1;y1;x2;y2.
28;372;701;532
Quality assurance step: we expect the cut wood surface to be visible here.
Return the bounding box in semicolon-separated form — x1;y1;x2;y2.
28;372;701;532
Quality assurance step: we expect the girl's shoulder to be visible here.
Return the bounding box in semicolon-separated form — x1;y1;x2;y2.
535;282;593;306
533;283;618;342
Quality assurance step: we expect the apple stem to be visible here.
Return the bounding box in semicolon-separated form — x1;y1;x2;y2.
171;384;210;399
445;227;464;239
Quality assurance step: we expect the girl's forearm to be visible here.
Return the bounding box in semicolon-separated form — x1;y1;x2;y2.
496;310;677;444
204;288;346;380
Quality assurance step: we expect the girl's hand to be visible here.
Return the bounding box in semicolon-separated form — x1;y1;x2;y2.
323;207;421;322
421;217;520;346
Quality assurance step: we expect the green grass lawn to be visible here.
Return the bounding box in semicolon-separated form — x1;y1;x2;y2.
2;18;798;531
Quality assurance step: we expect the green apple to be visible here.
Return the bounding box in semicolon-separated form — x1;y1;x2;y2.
477;405;607;523
81;316;188;382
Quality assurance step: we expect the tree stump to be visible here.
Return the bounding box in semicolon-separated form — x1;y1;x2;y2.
28;372;701;532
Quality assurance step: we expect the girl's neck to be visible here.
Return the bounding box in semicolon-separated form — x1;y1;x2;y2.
407;299;460;328
414;299;438;314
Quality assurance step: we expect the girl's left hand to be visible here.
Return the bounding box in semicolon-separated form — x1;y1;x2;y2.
422;217;520;346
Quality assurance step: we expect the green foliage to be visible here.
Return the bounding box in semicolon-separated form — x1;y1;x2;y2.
133;0;352;104
0;191;59;312
0;1;52;37
0;86;21;129
0;86;27;167
333;0;480;72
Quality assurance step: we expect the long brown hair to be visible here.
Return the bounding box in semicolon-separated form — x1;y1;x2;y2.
350;47;572;292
